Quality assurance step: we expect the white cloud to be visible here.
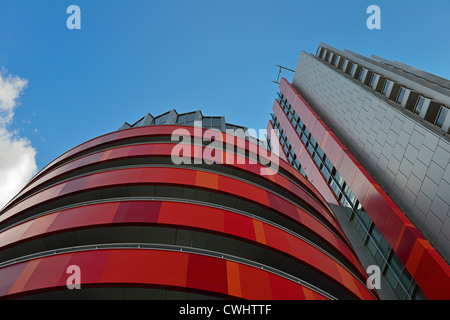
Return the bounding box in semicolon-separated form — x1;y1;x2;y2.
0;70;37;210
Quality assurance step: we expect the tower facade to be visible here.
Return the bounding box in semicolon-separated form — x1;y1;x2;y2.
267;43;450;299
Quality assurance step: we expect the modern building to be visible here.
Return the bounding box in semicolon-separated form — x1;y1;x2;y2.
267;42;450;300
0;109;378;300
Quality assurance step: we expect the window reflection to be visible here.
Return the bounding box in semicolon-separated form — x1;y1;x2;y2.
415;96;425;114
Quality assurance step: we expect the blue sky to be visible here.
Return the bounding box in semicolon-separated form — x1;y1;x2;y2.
0;0;449;206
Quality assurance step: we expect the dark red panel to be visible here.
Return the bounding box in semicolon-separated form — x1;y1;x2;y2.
187;253;228;294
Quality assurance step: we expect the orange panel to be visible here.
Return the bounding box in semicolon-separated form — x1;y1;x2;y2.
226;260;242;298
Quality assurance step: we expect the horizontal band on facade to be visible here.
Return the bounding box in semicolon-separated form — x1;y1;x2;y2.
0;247;336;300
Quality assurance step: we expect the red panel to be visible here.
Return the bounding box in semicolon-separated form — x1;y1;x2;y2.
0;222;30;248
238;262;273;299
100;249;189;288
223;210;256;241
112;201;161;224
64;250;112;286
262;223;290;252
158;202;226;233
186;253;228;294
22;212;58;239
0;262;27;297
51;203;118;231
20;253;73;293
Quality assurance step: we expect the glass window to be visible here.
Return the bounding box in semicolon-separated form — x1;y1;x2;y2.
202;117;212;127
299;132;307;145
399;269;413;292
339;193;350;208
397;87;406;103
334;56;340;67
333;170;344;188
299;166;306;177
382;80;391;95
370;74;377;87
306;141;315;155
324;157;333;172
329;179;340;197
384;266;398;290
394;282;408;300
315;146;324;162
388;252;404;277
288;113;293;122
378;237;391;258
287;153;294;163
177;114;186;124
359;68;366;81
343;184;356;206
267;139;272;152
320;164;331;181
320;49;326;59
212;117;222;127
412;286;426;300
313;152;322;166
270;113;276;122
283;144;289;155
303;127;310;138
415;96;425;114
354;219;367;238
436;106;448;127
293;157;300;170
367;236;378;257
354;201;362;212
186;112;196;122
133;117;145;127
349;63;356;76
309;135;317;147
161;113;169;124
277;92;284;103
370;225;383;246
357;209;372;231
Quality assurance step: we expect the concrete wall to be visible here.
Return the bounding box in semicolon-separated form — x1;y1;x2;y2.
292;51;450;262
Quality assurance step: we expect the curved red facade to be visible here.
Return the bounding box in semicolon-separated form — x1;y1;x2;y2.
0;118;378;300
